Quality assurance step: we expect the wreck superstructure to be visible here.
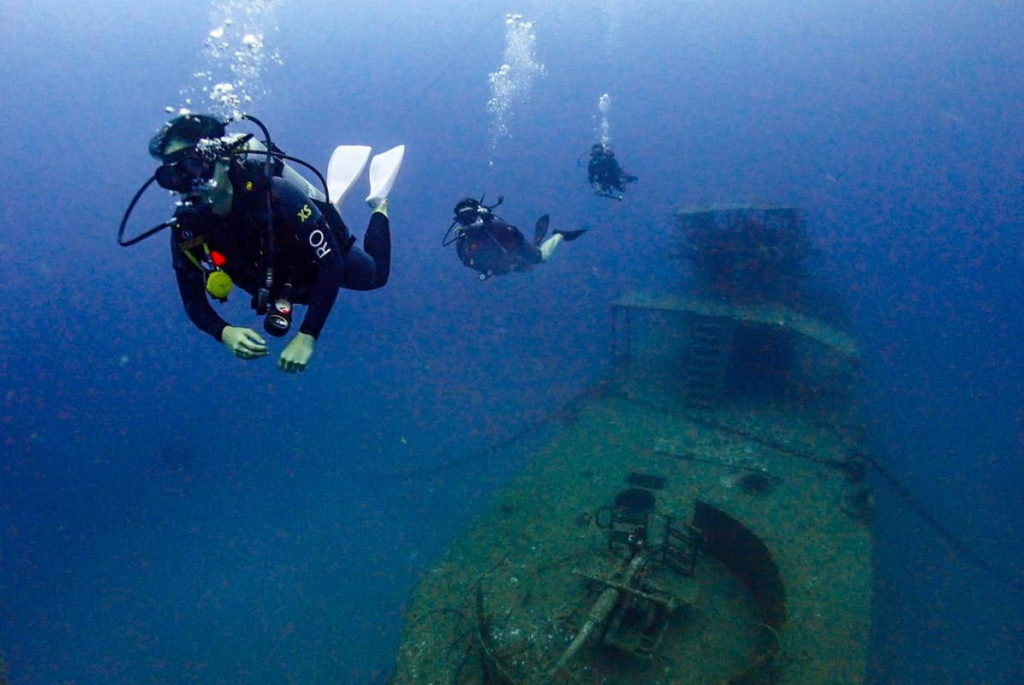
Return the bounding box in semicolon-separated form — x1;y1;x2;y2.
393;204;872;683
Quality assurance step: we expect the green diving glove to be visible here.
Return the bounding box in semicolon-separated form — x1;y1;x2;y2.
221;326;269;361
279;332;315;373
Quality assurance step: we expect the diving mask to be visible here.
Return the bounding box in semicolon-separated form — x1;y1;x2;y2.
454;202;488;226
155;150;219;193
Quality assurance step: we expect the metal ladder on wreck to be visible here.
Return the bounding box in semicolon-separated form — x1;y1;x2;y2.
683;315;735;409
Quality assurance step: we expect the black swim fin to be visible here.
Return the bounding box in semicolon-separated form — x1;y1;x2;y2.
553;228;588;242
534;214;550;245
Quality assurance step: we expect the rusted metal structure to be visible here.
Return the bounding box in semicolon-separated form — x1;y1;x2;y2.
392;204;872;683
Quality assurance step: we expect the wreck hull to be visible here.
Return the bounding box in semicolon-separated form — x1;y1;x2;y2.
394;402;870;682
394;293;871;684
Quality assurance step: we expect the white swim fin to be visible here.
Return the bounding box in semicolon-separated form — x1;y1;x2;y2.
366;144;405;207
327;145;372;210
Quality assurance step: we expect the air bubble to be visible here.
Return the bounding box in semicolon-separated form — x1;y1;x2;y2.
178;0;282;120
597;93;612;146
487;14;545;148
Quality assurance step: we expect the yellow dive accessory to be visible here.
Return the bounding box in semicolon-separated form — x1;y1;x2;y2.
205;270;234;300
179;238;234;301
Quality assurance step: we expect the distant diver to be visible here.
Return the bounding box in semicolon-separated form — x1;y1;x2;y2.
442;196;586;280
118;112;405;372
586;143;637;200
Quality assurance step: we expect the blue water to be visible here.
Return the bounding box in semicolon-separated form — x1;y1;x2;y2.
1;1;1021;682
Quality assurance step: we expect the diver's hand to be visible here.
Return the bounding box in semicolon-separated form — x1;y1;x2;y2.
279;332;315;373
221;326;268;361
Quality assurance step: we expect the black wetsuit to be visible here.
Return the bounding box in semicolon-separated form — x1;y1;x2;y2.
587;151;636;195
455;215;542;278
172;160;389;340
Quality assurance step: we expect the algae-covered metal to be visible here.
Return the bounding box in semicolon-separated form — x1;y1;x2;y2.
392;205;873;684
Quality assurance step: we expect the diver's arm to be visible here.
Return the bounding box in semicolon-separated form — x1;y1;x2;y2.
221;326;269;359
173;257;230;341
171;234;267;359
172;267;267;359
278;332;314;373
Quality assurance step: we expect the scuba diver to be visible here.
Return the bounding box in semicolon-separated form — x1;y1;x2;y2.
118;112;405;373
586;143;637;200
442;196;586;280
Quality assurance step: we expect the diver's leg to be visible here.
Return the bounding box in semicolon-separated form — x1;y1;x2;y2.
540;227;589;261
341;209;391;290
363;209;391;287
341;245;376;290
539;234;564;261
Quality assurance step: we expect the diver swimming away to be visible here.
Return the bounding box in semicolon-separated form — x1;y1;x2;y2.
118;113;404;373
586;143;637;200
442;196;586;280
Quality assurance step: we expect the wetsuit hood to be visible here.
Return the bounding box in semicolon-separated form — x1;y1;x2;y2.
149;113;228;160
453;197;484;225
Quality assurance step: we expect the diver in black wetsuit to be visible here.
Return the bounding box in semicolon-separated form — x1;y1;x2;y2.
442;197;586;281
146;114;392;373
586;143;637;200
